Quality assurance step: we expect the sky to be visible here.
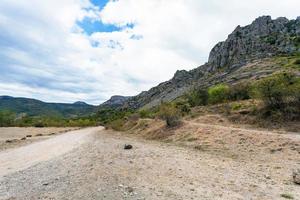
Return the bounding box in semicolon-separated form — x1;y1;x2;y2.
0;0;299;105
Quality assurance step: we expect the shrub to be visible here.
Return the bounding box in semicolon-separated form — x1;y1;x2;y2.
109;119;125;131
175;101;191;115
158;103;181;127
229;82;251;101
253;72;299;108
138;109;155;119
186;88;208;107
208;84;230;104
252;72;300;119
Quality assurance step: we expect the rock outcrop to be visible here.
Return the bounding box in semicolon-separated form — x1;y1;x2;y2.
101;95;131;108
101;16;300;110
208;16;300;71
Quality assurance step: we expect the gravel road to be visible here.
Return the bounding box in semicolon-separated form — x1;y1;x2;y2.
0;127;299;200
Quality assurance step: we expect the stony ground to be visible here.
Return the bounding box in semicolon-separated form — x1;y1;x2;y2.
0;123;299;200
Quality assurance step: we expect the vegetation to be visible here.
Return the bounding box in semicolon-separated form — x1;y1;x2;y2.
229;82;251;101
0;96;96;118
186;88;208;107
252;72;300;120
0;111;97;127
0;71;298;129
208;84;230;104
0;110;15;127
158;102;181;127
275;55;300;69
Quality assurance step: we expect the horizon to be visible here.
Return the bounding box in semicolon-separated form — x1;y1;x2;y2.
0;0;300;104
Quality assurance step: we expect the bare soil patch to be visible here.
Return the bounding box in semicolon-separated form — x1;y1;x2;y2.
0;127;79;151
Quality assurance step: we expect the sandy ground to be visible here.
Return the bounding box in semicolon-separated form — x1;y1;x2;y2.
0;124;299;200
0;127;79;151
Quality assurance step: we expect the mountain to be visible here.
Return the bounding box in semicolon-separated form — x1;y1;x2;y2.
0;96;97;118
100;95;131;109
102;16;300;110
73;101;88;106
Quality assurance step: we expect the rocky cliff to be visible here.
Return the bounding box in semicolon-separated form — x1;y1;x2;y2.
208;16;300;70
101;16;300;110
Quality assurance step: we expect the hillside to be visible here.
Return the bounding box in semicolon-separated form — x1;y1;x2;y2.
102;16;300;110
0;96;97;118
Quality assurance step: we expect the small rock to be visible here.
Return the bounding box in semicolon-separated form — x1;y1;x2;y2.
20;137;26;140
126;186;134;193
26;135;32;138
264;175;271;180
124;144;133;150
5;139;18;143
270;148;283;153
292;169;300;185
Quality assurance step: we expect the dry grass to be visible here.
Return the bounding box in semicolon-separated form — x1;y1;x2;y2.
122;108;300;162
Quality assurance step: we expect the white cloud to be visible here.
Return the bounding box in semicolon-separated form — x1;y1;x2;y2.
0;0;299;104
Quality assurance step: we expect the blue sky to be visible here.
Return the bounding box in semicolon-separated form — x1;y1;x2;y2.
0;0;299;104
78;0;121;35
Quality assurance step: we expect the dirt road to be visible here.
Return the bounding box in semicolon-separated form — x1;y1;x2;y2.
0;127;102;177
0;126;299;200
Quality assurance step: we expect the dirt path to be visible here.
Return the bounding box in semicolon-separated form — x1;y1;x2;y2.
0;127;299;200
0;127;103;177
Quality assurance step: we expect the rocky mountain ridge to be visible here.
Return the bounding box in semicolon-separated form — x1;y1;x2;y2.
101;16;300;110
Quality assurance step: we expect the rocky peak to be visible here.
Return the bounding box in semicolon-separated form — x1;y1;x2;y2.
208;16;300;70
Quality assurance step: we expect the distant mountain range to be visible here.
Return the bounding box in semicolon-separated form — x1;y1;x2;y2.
0;96;97;118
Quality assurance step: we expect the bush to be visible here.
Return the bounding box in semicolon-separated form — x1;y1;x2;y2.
208;84;230;104
158;103;181;127
229;82;251;101
109;119;125;131
175;101;191;115
253;72;299;108
138;109;155;119
186;88;208;107
252;72;300;119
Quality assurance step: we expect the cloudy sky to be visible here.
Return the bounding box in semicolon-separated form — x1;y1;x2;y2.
0;0;299;104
